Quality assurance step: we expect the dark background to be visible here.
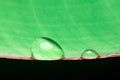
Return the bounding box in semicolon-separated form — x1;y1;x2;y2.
0;58;120;75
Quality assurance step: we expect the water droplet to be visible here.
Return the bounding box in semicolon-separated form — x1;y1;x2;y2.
31;37;64;60
81;49;100;59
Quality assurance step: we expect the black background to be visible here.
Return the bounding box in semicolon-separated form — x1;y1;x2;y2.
0;57;120;78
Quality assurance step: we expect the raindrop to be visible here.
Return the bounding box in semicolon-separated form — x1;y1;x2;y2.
31;37;64;60
81;49;100;59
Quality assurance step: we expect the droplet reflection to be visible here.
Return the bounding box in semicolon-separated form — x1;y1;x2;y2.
31;37;64;60
81;49;100;59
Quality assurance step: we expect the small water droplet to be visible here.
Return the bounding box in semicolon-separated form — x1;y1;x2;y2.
81;49;100;59
31;37;64;60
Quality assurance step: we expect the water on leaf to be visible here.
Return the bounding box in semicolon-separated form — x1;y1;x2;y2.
31;37;64;60
81;49;100;59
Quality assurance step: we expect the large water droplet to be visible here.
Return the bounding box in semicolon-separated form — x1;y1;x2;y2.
81;49;100;59
31;37;64;60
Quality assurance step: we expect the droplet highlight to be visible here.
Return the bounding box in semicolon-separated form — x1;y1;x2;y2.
81;49;100;59
31;37;64;60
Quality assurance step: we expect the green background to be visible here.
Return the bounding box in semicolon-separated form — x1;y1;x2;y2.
0;0;120;58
